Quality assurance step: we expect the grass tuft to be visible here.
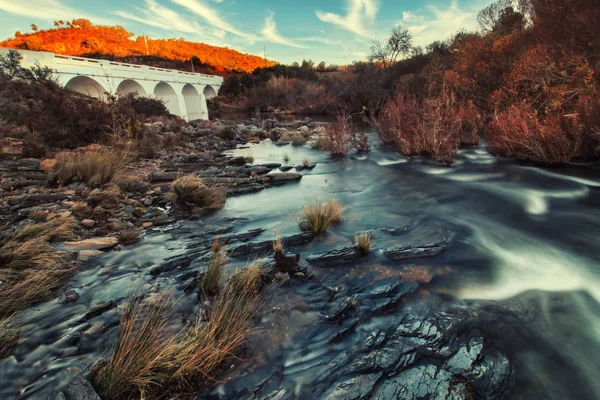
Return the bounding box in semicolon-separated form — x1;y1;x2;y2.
298;199;344;234
199;238;227;295
230;264;264;297
119;229;142;245
354;232;374;254
0;317;19;359
291;133;307;146
54;149;127;187
170;176;226;211
282;153;290;163
243;154;254;164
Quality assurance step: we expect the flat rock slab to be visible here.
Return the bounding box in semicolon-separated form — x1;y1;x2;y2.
64;237;118;252
306;245;360;267
383;241;449;260
262;173;302;185
55;375;101;400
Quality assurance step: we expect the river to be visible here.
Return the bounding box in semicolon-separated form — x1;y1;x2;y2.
1;123;599;399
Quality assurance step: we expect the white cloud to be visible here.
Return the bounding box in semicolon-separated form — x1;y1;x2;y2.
0;0;112;24
398;0;480;47
316;0;379;37
261;12;305;48
170;0;253;39
115;0;225;44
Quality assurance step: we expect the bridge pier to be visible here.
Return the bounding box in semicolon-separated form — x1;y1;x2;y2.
0;48;222;121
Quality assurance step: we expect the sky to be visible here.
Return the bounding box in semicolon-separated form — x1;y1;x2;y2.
0;0;493;65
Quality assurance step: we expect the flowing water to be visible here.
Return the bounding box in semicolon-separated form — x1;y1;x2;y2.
1;126;599;399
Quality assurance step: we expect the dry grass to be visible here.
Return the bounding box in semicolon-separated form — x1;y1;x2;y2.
0;219;77;315
199;239;227;295
282;153;290;163
0;317;19;359
298;199;344;234
170;176;226;211
114;174;149;194
272;235;283;253
291;133;307;146
87;185;122;209
54;149;127;187
311;135;328;151
119;229;142;245
230;264;264;297
28;208;47;221
354;232;374;254
243;154;254;164
302;159;310;168
91;278;264;398
89;290;177;400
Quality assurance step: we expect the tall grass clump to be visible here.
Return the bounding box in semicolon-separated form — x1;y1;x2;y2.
291;133;307;146
354;232;374;254
325;111;356;156
91;278;265;398
170;175;226;211
89;290;177;400
199;239;227;295
54;149;127;187
0;218;77;315
0;317;18;358
298;199;344;234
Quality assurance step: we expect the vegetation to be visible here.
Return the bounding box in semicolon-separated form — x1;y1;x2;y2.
0;218;77;316
170;176;226;211
119;229;142;245
282;153;290;163
243;154;254;164
1;19;275;75
0;50;169;152
220;0;600;165
0;317;18;359
91;271;264;398
354;232;374;255
54;149;127;187
230;264;264;297
199;239;227;295
291;133;307;146
298;199;344;234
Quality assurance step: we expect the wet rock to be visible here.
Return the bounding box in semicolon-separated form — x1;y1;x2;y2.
260;163;282;169
372;364;454;399
262;172;302;185
60;290;80;304
81;219;95;228
306;245;359;267
84;301;117;320
325;296;355;322
279;165;294;172
323;372;383;400
78;250;104;263
64;237;118;252
249;166;271;175
445;332;484;375
470;349;515;399
383;241;449;260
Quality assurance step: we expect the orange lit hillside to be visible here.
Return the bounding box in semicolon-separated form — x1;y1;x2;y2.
1;19;277;75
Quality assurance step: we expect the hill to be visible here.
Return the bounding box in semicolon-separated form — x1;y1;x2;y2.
0;19;277;75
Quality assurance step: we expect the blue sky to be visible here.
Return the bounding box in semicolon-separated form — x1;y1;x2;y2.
0;0;492;64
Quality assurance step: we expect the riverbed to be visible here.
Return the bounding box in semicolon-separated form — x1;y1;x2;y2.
2;125;599;399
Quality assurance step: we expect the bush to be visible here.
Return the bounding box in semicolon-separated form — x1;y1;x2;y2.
119;229;142;245
325;112;357;156
299;199;344;234
54;149;127;187
487;103;582;164
170;176;226;211
291;133;307;146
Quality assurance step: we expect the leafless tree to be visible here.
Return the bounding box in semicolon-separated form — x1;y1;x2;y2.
369;26;413;69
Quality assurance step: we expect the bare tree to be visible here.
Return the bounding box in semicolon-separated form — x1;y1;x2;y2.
369;26;413;69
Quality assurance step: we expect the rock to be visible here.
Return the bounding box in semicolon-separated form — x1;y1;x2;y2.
39;159;57;171
260;163;282;169
298;126;310;135
275;138;291;146
323;372;383;400
263;173;302;185
81;219;96;228
27;187;39;194
60;290;80;304
306;245;359;267
249;166;271;175
78;250;104;262
61;375;101;400
148;172;179;183
143;222;153;228
372;364;454;399
64;237;118;252
383;241;449;260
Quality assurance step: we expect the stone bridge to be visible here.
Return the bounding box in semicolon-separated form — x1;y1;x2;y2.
0;48;223;121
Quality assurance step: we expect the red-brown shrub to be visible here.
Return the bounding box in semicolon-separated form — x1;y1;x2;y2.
487;103;582;164
325;112;357;156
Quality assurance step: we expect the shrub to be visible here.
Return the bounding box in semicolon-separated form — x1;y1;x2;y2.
354;232;374;254
325;112;356;156
54;149;127;187
487;103;582;164
170;176;226;211
291;133;307;146
119;229;141;245
311;135;328;151
299;199;344;234
199;239;226;295
114;174;148;194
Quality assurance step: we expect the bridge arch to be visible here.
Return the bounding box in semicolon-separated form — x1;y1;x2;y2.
203;85;218;100
154;82;181;116
65;76;107;99
182;84;205;121
116;79;147;96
